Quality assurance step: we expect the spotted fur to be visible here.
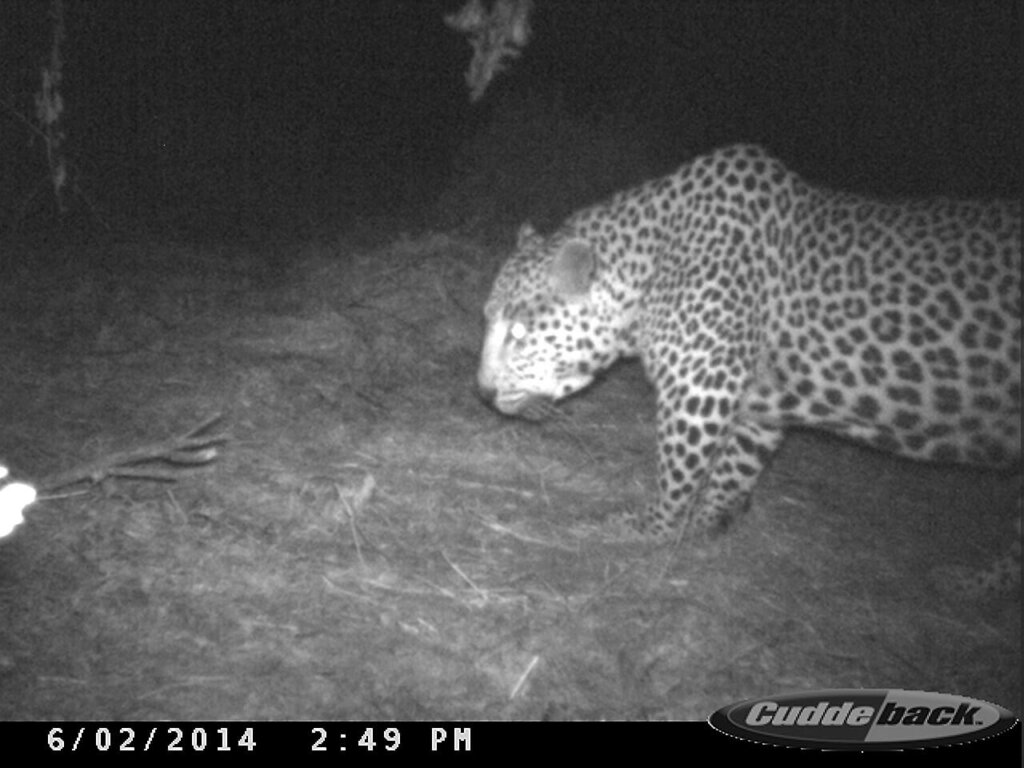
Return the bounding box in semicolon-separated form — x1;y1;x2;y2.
478;145;1021;591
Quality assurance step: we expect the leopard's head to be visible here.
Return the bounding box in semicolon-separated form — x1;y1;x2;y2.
478;223;619;420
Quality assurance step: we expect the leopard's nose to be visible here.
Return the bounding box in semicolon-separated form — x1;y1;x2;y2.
477;361;497;400
478;383;497;405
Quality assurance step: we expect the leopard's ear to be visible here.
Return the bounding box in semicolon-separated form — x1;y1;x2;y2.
550;239;596;298
516;221;540;249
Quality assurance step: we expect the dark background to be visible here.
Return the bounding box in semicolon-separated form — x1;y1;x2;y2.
0;0;1019;235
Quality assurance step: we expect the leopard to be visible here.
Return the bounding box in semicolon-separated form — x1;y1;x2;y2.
478;144;1021;595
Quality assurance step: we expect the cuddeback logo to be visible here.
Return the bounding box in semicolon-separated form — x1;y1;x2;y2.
709;689;1018;750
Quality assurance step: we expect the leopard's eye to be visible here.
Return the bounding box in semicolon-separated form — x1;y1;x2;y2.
509;321;528;342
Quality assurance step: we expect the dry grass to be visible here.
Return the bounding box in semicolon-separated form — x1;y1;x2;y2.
0;229;1018;720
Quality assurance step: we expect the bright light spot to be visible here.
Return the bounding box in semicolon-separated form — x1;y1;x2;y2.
0;465;36;539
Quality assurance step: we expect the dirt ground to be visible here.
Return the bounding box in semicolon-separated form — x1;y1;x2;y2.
0;229;1018;721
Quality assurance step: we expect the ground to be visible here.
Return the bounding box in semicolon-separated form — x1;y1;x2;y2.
0;228;1018;721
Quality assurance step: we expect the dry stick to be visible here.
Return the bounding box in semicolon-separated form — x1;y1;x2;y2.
34;414;229;494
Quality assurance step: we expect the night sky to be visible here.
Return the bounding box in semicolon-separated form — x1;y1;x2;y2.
0;1;1019;234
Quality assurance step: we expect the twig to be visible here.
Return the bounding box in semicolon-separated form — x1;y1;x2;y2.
34;414;229;493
